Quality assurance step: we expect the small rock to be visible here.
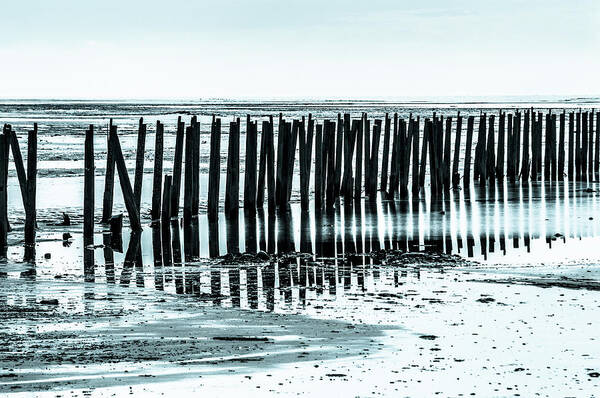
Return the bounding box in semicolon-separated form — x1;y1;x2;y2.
476;297;495;304
419;335;438;340
589;372;600;378
256;251;270;261
40;299;59;305
62;232;72;240
44;253;51;259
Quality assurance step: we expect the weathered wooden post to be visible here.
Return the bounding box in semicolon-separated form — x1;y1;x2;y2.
151;121;164;222
133;118;147;215
84;125;94;243
225;120;240;214
0;131;8;256
496;111;505;181
161;175;172;225
380;113;391;193
568;112;574;180
244;116;258;210
25;125;37;245
412;117;420;195
354;119;363;199
522;110;530;182
191;117;200;216
463;116;474;189
207;117;221;221
443;116;452;191
286;120;298;202
325;120;336;209
452;112;462;187
102;119;115;223
486;114;495;183
170;117;184;217
257;120;268;207
266;116;276;213
334;113;344;197
368;120;381;200
315;123;324;209
558;111;565;180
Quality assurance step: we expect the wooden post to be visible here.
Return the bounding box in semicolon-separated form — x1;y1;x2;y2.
275;114;286;206
207;118;221;221
463;116;474;189
388;113;399;196
343;118;357;201
84;125;94;243
412;117;420;195
596;112;600;178
183;124;193;223
191;117;200;215
496;111;505;181
325;120;336;209
363;114;370;193
568;112;574;180
161;175;172;224
551;113;557;181
558;111;565;180
398;118;409;198
8;129;28;210
25;124;37;245
588;111;594;181
225;120;240;214
257;120;268;207
514;111;521;177
315;123;324;209
544;113;551;181
133;118;147;215
452;112;462;187
0;132;7;256
369;120;381;200
477;114;487;185
522;111;530;182
354;119;363;199
381;113;391;193
531;111;539;181
299;117;313;211
244;116;258;210
419;117;429;189
486;114;495;183
102;119;115;223
443;116;452;191
507;114;515;182
576;111;582;181
427;119;438;198
334;113;344;197
109;128;142;231
286;120;298;202
151;121;164;222
582;111;588;180
266;117;276;213
170;117;184;217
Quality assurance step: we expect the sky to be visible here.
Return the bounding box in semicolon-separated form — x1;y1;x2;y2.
1;0;598;99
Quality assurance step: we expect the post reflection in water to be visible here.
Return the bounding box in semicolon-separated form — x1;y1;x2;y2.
97;181;600;313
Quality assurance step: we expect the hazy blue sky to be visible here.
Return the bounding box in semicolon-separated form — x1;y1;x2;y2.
1;0;598;99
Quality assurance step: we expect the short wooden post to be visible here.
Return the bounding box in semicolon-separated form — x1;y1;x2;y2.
225;120;240;214
244;116;258;210
207;118;221;221
133;118;147;214
151;121;164;222
161;175;172;224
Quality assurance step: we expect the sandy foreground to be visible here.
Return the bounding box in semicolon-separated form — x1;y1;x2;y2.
1;253;599;398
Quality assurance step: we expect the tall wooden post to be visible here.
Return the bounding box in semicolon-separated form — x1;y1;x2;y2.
151;121;164;221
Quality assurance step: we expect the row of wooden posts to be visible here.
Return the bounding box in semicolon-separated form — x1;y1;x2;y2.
0;109;598;256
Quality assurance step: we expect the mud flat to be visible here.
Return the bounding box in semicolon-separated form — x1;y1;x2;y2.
1;252;600;397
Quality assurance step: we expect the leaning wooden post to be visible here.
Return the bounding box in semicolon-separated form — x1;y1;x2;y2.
101;119;115;223
133;117;147;215
109;128;142;231
208;118;221;221
225;120;240;214
8;128;28;211
25;124;38;245
463;116;474;189
170;117;184;217
151;121;164;222
244;115;258;210
452;112;462;187
380;113;391;193
84;125;95;244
